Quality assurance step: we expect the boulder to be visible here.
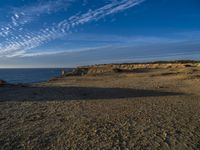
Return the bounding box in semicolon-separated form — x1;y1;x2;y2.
0;80;7;86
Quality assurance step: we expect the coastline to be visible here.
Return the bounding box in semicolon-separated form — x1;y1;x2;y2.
1;60;199;85
0;60;200;149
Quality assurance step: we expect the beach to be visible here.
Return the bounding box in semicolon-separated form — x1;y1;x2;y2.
0;62;200;149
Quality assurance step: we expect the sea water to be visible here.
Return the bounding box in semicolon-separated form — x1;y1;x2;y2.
0;68;73;83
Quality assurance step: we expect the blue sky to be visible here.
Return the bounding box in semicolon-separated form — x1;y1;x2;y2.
0;0;200;67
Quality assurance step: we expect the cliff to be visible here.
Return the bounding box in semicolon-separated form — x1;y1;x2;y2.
63;60;200;76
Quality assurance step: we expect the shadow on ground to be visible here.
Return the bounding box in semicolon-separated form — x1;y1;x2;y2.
0;86;183;102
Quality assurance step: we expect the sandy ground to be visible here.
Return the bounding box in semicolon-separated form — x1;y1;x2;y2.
0;66;200;149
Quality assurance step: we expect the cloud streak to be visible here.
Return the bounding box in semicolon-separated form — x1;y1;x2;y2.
0;0;75;38
11;0;75;25
0;0;145;57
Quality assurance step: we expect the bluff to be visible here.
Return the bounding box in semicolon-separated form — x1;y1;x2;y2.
63;61;200;76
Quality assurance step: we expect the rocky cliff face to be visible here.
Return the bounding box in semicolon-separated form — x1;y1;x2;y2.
63;61;200;76
78;62;199;75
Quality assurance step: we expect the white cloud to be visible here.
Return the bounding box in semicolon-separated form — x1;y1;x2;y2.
20;46;111;57
0;0;75;38
0;0;146;57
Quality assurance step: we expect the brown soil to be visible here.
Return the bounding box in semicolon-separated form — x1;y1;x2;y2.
0;64;200;150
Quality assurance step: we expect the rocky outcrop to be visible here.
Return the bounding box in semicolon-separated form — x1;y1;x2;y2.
62;67;89;76
80;63;200;75
62;61;200;76
0;80;7;86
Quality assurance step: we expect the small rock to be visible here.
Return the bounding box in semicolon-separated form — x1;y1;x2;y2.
0;80;7;86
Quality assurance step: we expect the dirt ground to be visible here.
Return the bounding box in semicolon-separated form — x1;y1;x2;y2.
0;66;200;150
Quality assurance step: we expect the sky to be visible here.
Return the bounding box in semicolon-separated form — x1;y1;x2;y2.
0;0;200;68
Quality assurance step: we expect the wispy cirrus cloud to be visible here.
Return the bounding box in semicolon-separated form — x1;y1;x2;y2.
0;0;75;37
19;34;200;58
11;0;75;26
20;45;111;57
0;0;145;57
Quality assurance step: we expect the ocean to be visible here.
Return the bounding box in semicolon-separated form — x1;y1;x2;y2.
0;68;73;84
